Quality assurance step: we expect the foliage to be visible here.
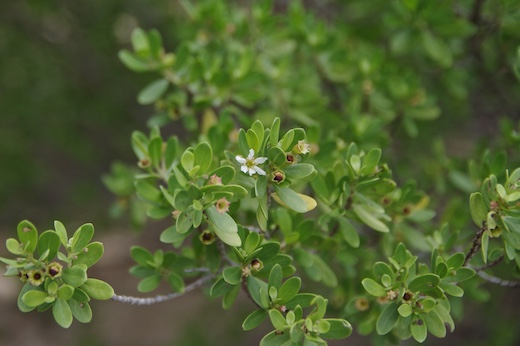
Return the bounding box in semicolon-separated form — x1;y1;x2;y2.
3;0;520;344
0;220;113;328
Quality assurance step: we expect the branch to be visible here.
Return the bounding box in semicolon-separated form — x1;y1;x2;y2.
477;271;520;288
111;274;214;305
473;254;504;272
463;226;486;267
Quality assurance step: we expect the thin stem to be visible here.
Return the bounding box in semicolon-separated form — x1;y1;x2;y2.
477;271;520;288
111;274;214;305
473;254;504;272
463;227;486;267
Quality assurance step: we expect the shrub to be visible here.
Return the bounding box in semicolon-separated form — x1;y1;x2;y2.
3;1;520;344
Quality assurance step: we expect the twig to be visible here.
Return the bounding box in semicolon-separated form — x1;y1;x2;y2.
463;227;486;267
473;254;504;272
477;271;520;288
111;275;214;305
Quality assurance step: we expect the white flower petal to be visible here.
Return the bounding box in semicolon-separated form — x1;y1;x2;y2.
247;149;255;160
241;165;249;174
254;157;268;164
248;167;256;176
254;166;266;176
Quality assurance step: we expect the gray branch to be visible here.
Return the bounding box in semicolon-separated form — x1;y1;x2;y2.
111;275;214;305
477;271;520;288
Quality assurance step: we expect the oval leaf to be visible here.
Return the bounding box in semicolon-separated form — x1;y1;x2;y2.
80;278;114;300
137;79;169;105
53;298;73;328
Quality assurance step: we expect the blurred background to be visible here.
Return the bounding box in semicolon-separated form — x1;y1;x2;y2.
1;0;520;345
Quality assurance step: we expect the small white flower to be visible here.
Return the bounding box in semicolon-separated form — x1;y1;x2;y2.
295;140;310;155
236;149;268;176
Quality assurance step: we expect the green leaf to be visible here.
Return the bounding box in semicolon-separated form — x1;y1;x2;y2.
268;264;283;290
278;277;301;303
408;274;440;292
69;299;92;323
502;216;520;246
167;273;185;293
376;301;399;335
243;309;268;331
208;166;235;185
359;148;382;176
446;252;465;270
423;309;446;338
176;209;194;234
337;218;360;248
223;266;242;285
280;129;295;152
210;277;232;298
411;317;427;343
18;283;38;312
54;220;68;247
181;149;195;173
255;175;268;198
17;220;38;254
247;276;269;309
172;190;191;211
269;309;288;331
246;129;260;152
138;274;161;293
118;50;149;72
131;27;150;53
194;142;213;174
206;206;241;246
272;186;317;213
147;29;163;58
270;117;281;147
135;181;161;202
73;242;104;268
374;262;395;278
470;192;488;228
72;288;90;303
447;267;475;282
22;290;49;307
5;238;21;255
223;283;241;310
80;279;114;300
286;293;317;310
398;303;413;317
130;246;153;266
439;282;464;297
244;232;261;255
309;254;338;287
268;146;286;166
57;285;75;301
434;302;455;332
362;278;386;297
283;163;315;180
352;204;389;233
62;266;88;288
320;318;353;339
137;79;169;105
260;329;291;346
53;298;73;328
148;137;163;168
421;30;452;68
71;223;94;253
164;136;179;168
